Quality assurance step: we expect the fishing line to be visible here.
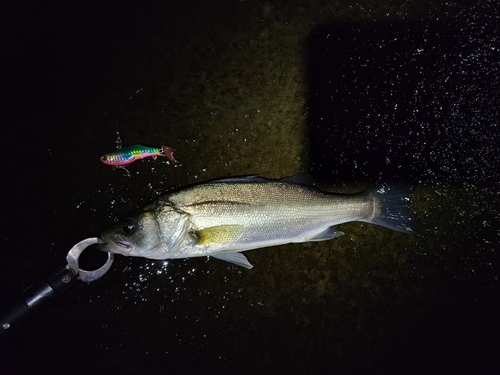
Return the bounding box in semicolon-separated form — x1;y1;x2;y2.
114;87;144;149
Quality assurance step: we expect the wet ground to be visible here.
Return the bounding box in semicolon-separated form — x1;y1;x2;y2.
2;0;500;374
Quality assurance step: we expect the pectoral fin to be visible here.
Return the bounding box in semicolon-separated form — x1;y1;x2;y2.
189;225;245;245
211;253;254;269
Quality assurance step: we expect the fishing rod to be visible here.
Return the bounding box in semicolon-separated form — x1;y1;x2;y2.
0;238;114;332
1;89;152;332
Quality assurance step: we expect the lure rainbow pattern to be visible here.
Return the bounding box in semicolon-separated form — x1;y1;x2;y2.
100;144;178;166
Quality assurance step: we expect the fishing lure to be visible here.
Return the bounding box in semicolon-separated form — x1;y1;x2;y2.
100;144;179;166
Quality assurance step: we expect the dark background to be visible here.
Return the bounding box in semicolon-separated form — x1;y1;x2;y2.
2;1;499;374
307;16;500;184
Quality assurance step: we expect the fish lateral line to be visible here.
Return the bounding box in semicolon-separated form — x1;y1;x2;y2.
185;200;253;209
99;176;417;269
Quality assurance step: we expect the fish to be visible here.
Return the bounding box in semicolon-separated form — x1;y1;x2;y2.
100;144;178;166
100;175;417;269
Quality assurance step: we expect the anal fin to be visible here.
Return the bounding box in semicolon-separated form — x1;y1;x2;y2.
307;227;344;242
210;253;254;269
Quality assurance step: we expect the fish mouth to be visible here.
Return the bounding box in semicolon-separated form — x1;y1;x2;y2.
99;238;133;256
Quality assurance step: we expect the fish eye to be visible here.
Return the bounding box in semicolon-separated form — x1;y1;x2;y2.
121;223;136;234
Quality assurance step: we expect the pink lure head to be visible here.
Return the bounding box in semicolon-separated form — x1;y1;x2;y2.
100;154;136;166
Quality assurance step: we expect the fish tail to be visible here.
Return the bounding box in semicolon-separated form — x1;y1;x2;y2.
364;183;418;233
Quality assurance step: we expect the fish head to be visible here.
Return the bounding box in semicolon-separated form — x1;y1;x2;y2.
100;210;161;257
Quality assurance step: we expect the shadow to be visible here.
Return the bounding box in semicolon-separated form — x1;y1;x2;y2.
306;12;500;185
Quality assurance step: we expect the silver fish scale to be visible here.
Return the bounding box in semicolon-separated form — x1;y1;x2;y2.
160;181;372;257
100;176;416;268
